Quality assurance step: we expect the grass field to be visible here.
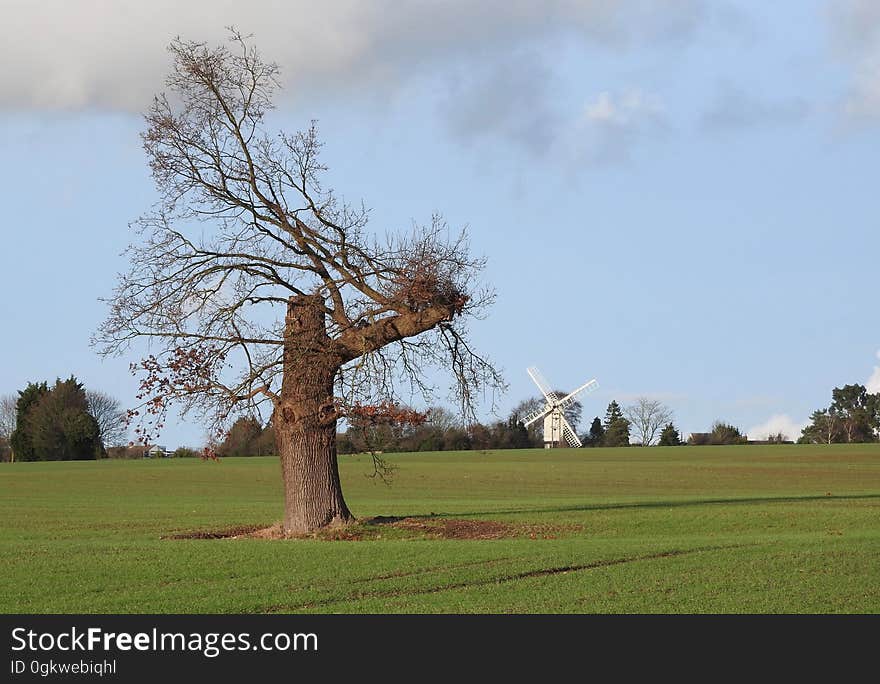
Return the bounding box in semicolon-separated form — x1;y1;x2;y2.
1;445;879;613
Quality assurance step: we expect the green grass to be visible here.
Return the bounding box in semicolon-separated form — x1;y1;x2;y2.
1;445;879;613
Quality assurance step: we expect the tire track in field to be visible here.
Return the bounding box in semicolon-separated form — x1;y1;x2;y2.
265;543;752;612
275;556;522;595
348;556;520;584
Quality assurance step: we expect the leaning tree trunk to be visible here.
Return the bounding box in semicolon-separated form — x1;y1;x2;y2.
276;295;353;534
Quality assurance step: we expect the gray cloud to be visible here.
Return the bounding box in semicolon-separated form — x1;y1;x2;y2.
829;1;880;120
830;0;880;55
701;84;810;132
439;54;562;156
1;0;709;113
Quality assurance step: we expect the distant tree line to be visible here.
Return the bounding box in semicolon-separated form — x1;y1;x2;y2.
103;444;205;459
578;399;686;447
6;380;874;462
210;397;681;455
0;377;127;462
210;409;531;456
151;383;880;454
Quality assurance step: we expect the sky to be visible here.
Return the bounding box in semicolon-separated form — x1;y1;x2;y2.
1;0;879;447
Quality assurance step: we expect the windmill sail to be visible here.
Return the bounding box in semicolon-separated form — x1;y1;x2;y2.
527;367;555;402
561;416;582;448
558;379;598;409
522;405;552;428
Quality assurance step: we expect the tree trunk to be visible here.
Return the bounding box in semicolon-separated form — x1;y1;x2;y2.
276;295;353;534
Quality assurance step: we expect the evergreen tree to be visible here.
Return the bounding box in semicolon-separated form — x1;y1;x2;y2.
218;416;265;457
25;377;103;460
9;381;49;461
799;408;841;444
504;414;531;449
252;421;276;456
603;401;630;447
658;422;682;446
585;416;604;447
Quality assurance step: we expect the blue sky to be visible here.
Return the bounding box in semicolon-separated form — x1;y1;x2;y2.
1;1;878;447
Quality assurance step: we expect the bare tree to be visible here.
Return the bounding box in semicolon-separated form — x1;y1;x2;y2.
86;390;128;448
0;395;16;441
0;394;16;462
425;406;461;432
94;33;502;534
623;397;673;446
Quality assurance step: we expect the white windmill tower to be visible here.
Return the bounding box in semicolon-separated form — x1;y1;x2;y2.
522;366;598;448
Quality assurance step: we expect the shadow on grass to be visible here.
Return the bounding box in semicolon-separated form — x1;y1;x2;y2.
266;542;752;612
375;493;880;521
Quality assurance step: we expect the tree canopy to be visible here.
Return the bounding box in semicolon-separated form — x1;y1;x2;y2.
217;416;275;457
800;384;879;444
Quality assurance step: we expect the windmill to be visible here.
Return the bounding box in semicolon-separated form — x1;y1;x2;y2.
522;366;599;448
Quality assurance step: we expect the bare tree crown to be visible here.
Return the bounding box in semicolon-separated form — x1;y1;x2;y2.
624;397;673;447
85;390;128;448
94;32;502;440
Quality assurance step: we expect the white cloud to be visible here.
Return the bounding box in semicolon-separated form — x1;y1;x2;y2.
578;88;666;162
584;89;663;125
0;0;708;113
584;92;618;122
867;350;880;393
746;414;808;442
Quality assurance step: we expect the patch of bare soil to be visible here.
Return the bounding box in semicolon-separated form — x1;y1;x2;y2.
165;517;578;541
388;517;513;539
164;524;268;540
